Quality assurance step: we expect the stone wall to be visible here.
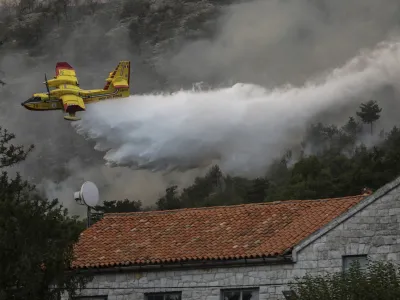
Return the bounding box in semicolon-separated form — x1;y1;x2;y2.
295;185;400;275
71;263;298;300
70;184;400;300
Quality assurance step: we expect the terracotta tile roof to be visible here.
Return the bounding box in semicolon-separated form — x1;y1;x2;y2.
72;195;366;269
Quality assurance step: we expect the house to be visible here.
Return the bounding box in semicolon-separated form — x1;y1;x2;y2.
69;176;400;300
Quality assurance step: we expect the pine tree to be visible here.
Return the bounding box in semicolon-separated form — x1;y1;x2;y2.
156;185;182;210
342;116;362;138
356;100;382;135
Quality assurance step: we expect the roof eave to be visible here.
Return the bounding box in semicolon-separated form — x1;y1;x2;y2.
70;255;294;274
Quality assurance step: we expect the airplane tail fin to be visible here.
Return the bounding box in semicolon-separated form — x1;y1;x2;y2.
103;61;130;92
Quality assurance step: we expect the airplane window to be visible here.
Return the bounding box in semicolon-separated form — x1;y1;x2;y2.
34;97;42;101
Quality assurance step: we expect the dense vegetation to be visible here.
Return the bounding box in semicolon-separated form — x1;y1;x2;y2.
0;126;90;299
0;0;230;71
290;261;400;300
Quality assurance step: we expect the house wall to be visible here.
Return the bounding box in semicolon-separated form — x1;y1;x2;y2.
295;186;400;274
71;186;400;300
70;263;299;300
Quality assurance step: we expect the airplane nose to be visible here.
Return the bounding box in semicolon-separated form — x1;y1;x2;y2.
21;98;32;108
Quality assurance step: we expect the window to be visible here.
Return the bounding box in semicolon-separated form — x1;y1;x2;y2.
282;290;298;300
342;254;368;272
146;292;181;300
221;288;259;300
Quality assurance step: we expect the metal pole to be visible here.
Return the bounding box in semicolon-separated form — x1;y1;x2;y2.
87;206;91;228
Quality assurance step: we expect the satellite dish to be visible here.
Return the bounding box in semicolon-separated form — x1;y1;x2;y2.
74;181;100;208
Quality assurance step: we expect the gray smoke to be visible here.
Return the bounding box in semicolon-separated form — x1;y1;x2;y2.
157;0;400;87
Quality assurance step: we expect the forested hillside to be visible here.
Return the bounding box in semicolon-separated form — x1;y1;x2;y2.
2;0;400;217
0;0;230;76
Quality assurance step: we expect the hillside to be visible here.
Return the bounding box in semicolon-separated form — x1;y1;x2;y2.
2;0;400;214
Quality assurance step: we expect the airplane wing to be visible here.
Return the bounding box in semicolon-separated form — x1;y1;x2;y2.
60;94;85;121
59;84;85;120
61;94;85;111
55;62;79;86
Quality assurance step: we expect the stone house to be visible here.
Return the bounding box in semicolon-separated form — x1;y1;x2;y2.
69;176;400;300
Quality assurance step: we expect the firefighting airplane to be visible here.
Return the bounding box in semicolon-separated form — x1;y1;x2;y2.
21;61;130;121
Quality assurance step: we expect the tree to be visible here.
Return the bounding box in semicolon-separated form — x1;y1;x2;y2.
0;126;90;300
94;199;142;213
156;185;182;210
290;260;400;300
342;116;362;138
179;165;227;208
356;100;382;135
245;177;268;203
91;199;143;223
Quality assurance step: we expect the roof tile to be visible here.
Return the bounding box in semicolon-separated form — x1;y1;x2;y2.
72;195;366;269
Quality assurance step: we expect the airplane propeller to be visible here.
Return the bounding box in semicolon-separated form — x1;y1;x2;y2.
44;73;68;118
44;73;50;97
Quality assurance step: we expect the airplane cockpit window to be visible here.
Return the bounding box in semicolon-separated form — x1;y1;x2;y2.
25;97;42;103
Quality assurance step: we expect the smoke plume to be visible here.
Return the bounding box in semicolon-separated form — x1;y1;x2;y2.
158;0;400;87
73;39;400;176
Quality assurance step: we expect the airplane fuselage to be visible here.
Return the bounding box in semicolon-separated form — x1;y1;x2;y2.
22;88;129;111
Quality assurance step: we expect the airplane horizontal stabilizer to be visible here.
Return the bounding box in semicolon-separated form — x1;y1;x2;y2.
113;78;129;88
104;61;130;91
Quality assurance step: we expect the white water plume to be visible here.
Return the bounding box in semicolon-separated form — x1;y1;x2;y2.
72;39;400;176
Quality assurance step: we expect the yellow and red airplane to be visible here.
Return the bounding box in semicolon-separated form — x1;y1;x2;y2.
21;60;131;121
